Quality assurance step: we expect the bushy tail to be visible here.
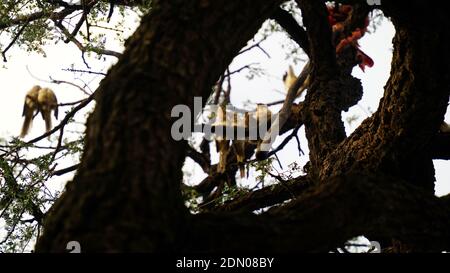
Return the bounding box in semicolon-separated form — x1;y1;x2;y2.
41;110;52;139
20;115;33;138
43;111;52;133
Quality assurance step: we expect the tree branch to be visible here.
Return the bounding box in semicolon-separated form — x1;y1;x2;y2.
2;23;28;62
188;172;450;252
270;7;310;56
0;11;52;30
52;164;80;176
54;20;121;58
295;0;337;78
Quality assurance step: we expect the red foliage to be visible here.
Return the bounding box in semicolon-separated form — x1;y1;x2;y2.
356;49;374;72
327;4;374;72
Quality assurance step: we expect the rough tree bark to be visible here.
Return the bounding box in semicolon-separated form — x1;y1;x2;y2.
35;0;450;252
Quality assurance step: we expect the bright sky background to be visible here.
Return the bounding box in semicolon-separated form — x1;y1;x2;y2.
0;10;449;216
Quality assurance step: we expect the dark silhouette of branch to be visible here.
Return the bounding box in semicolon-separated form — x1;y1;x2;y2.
2;23;28;62
270;7;310;56
186;143;210;173
266;121;301;158
190;173;450;252
0;11;52;30
53;164;80;176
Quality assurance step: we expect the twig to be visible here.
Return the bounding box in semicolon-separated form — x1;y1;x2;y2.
256;44;271;58
49;77;92;96
267;125;301;158
2;22;28;62
238;38;270;59
58;99;88;107
266;99;285;107
49;123;65;163
267;172;296;199
274;153;283;170
294;134;304;156
224;63;259;77
53;19;121;60
62;68;107;76
224;68;232;104
89;24;124;32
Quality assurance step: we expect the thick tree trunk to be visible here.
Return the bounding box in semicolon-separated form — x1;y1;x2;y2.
35;0;283;252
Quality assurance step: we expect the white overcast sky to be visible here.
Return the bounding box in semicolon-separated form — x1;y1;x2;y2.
1;13;449;199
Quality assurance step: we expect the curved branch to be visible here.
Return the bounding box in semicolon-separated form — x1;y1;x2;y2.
2;23;28;62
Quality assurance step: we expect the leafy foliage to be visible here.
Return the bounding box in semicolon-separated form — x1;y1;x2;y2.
0;0;153;58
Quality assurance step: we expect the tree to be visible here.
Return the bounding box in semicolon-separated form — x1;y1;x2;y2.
1;0;450;252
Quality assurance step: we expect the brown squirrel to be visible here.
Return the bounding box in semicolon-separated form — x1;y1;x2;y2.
20;86;58;138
